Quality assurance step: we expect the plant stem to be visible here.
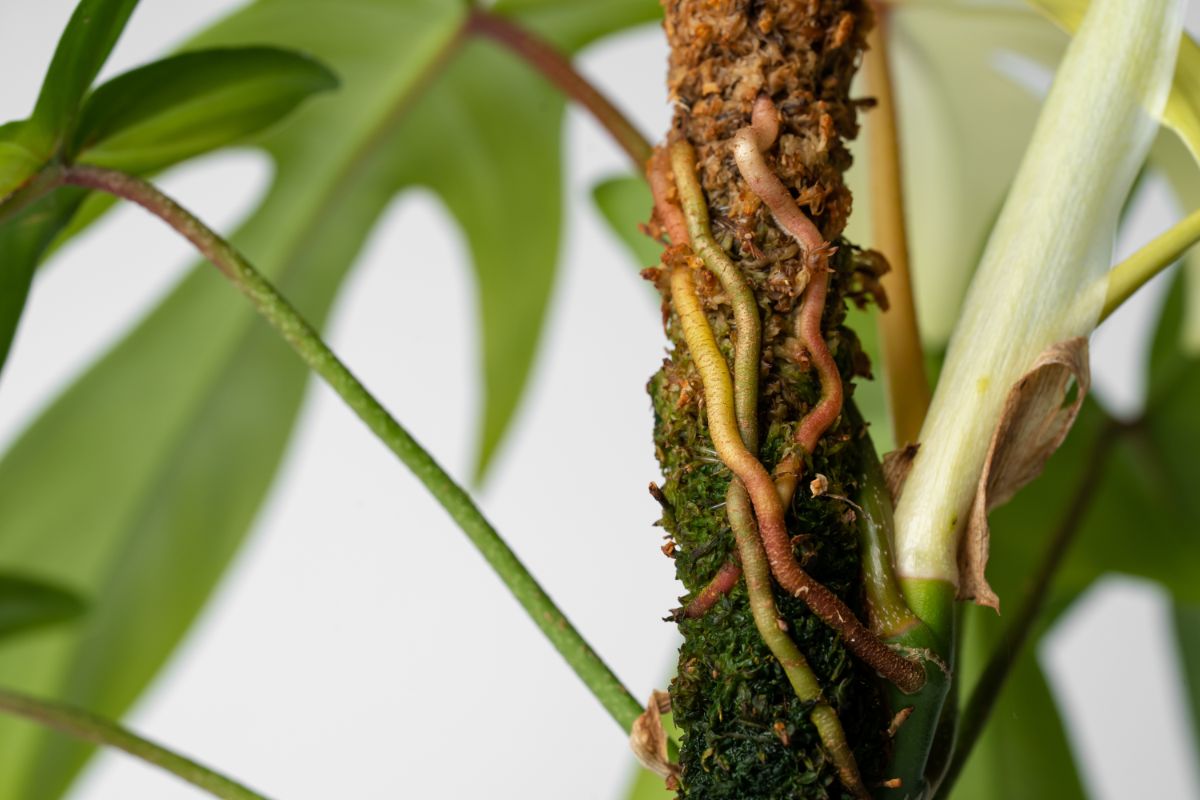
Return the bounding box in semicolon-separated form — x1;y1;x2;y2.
864;5;930;447
934;425;1119;797
58;165;645;734
466;8;653;169
850;408;920;639
0;687;268;800
1102;207;1200;320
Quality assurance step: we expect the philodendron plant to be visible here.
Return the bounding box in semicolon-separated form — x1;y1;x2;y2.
1;0;1200;799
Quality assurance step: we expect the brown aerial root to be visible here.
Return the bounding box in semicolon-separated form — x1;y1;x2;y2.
735;93;846;510
732;96;825;255
647;146;689;247
794;263;844;456
678;559;743;619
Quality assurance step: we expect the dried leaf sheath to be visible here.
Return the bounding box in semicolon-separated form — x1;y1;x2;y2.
649;1;891;796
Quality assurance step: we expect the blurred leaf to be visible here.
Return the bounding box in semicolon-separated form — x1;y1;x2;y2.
623;763;675;800
0;188;87;378
0;575;86;642
0;1;663;796
72;47;338;173
30;0;139;146
456;0;660;477
494;0;660;50
1164;33;1200;165
950;604;1085;800
592;174;659;269
0;2;468;794
0;122;44;202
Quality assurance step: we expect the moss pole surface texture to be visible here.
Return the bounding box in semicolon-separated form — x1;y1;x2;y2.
650;2;888;797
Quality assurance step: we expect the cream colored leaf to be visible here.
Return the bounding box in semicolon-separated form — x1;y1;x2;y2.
959;338;1090;609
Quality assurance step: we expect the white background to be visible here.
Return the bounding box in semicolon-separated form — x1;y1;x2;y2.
0;1;1199;798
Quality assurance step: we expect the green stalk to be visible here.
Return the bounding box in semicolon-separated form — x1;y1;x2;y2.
849;406;919;639
1102;207;1200;320
58;164;645;733
850;414;954;798
0;687;268;800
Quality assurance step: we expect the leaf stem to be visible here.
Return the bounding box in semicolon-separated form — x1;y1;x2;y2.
57;164;645;733
934;423;1119;797
0;687;268;800
864;5;930;446
1102;207;1200;320
466;8;653;169
850;410;920;639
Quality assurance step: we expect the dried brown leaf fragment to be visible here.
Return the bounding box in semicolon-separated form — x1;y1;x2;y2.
630;689;680;788
959;338;1091;610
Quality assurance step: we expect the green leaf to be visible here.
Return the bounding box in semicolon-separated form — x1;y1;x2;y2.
0;188;87;379
72;47;339;173
31;0;140;146
0;576;86;642
592;174;659;269
0;1;662;795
